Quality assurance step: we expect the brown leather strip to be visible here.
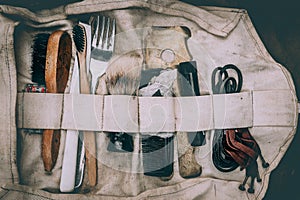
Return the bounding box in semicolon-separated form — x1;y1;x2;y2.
226;130;257;159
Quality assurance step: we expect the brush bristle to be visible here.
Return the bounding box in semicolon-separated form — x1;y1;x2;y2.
105;52;143;95
72;25;86;53
31;33;50;85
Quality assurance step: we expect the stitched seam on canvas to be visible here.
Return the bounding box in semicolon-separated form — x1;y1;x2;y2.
5;24;14;183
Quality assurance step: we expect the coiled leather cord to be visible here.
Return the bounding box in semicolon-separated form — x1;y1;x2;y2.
211;64;243;172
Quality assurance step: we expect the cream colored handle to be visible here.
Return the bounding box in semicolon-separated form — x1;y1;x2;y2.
60;130;79;192
60;54;80;192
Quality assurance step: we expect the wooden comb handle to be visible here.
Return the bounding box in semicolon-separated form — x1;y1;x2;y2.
42;30;71;172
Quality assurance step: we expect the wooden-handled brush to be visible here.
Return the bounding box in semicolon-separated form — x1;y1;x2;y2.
73;24;97;186
42;30;72;172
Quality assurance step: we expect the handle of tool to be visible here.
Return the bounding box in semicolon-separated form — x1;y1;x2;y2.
60;130;79;192
177;131;202;178
78;53;91;94
173;69;202;178
78;52;97;186
83;131;97;186
41;129;60;172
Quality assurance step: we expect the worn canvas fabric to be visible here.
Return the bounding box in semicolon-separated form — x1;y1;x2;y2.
0;0;298;199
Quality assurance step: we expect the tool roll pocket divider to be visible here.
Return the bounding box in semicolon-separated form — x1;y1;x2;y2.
17;92;255;132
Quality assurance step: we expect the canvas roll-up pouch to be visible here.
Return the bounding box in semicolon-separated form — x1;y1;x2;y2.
0;1;298;199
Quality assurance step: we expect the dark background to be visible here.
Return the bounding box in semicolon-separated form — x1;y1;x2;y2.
182;1;300;199
0;0;299;199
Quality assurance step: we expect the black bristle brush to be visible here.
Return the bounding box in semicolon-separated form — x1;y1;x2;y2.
31;33;50;85
73;25;86;53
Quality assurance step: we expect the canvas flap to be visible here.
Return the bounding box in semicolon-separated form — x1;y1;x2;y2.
0;0;243;37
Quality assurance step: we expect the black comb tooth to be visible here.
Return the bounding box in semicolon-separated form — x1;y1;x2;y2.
72;25;86;53
31;33;50;85
142;135;174;177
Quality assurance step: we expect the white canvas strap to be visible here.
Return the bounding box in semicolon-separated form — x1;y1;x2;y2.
17;90;297;132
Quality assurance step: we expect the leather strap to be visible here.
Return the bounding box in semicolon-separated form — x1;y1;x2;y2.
224;129;258;169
